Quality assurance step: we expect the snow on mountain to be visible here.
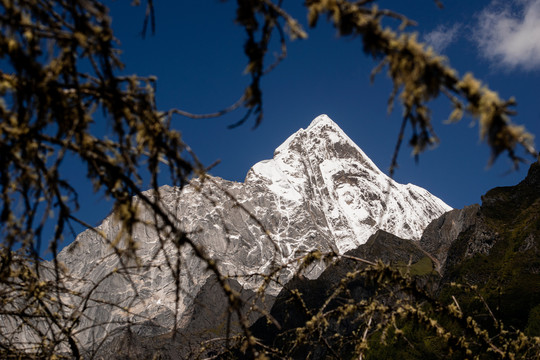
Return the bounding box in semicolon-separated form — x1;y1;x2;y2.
246;114;451;253
5;114;451;354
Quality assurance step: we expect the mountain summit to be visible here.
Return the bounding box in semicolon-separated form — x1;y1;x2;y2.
247;114;451;252
4;115;451;356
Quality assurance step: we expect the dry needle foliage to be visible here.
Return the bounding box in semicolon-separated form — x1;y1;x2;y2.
0;0;538;359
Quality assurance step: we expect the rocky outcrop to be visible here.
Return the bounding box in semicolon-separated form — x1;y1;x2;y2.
420;204;480;273
440;161;540;329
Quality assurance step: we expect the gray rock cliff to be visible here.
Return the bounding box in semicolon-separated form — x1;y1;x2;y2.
2;115;452;356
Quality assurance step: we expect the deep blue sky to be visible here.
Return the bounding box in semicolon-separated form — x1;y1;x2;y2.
63;1;540;249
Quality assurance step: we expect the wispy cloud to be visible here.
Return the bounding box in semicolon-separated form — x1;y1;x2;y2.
474;0;540;70
423;24;461;54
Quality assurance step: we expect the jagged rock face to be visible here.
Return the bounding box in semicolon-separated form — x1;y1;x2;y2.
420;204;480;273
6;115;451;355
443;161;540;273
440;161;540;329
246;114;451;254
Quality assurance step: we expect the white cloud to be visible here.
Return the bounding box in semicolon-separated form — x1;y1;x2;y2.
474;0;540;70
423;24;461;54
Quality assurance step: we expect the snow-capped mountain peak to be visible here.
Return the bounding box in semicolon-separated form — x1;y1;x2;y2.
247;114;451;253
9;115;451;353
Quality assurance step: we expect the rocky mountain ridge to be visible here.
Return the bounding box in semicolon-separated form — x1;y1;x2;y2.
3;115;453;357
